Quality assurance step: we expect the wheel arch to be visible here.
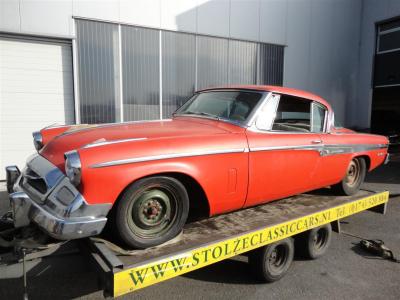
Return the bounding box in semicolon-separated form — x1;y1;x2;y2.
352;154;371;171
109;171;210;222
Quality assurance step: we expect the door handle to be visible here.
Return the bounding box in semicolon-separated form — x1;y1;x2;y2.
311;140;322;144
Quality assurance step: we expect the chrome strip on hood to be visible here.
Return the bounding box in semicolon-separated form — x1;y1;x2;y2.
83;137;148;149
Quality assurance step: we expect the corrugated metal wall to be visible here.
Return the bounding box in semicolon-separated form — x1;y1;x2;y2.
162;31;196;118
122;26;160;121
258;44;284;86
75;19;284;123
228;39;258;85
76;20;119;124
197;36;229;90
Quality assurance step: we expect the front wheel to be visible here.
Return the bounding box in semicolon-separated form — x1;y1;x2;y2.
331;157;367;196
115;176;189;249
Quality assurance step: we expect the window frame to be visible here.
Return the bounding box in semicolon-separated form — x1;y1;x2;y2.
253;93;329;134
310;101;328;133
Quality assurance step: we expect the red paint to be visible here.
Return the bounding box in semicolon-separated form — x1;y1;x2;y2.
38;86;388;216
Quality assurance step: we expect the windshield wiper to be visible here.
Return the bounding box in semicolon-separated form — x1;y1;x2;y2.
176;111;221;120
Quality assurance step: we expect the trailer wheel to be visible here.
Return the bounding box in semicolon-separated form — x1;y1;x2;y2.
249;238;294;283
295;224;332;259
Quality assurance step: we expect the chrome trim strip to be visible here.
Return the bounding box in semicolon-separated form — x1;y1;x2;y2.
250;144;321;152
90;148;247;168
250;143;388;156
90;143;388;168
83;137;148;149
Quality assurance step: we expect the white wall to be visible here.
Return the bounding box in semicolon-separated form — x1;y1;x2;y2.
1;0;399;127
284;0;362;125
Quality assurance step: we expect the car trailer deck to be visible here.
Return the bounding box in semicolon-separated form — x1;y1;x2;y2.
77;189;389;298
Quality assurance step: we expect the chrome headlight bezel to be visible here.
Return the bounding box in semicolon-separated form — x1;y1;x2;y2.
64;150;82;187
32;131;43;151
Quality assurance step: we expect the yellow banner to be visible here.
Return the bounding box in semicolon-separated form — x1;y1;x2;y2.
114;191;389;297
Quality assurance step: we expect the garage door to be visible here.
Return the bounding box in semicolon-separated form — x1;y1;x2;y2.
0;37;75;179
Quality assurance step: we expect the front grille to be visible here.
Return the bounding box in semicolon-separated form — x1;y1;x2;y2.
23;168;48;194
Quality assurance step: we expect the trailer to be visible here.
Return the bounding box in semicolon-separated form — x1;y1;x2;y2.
0;189;390;298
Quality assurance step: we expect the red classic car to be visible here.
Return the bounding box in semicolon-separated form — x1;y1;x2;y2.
6;86;389;248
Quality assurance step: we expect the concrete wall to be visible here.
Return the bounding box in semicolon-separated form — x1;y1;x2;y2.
1;0;399;126
353;0;400;128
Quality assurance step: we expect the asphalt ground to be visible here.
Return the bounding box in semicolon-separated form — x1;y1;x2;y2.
0;161;399;300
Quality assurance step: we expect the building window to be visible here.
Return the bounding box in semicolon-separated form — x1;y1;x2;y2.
374;18;400;88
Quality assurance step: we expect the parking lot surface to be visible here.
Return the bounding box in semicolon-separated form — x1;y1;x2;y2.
0;162;399;300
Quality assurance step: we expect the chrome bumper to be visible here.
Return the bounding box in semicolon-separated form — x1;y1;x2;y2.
6;155;112;240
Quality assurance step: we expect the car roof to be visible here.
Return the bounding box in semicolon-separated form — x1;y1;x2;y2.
197;85;331;110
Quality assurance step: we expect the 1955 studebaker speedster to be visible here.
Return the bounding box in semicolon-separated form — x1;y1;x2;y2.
6;86;389;248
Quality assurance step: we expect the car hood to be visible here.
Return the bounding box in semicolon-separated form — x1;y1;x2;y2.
40;117;243;170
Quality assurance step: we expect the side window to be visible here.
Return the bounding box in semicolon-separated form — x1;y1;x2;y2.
272;96;312;132
311;103;327;133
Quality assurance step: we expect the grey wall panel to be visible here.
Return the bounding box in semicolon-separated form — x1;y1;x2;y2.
228;39;258;84
258;44;284;85
0;0;20;32
196;0;230;37
76;19;284;123
122;26;160;121
197;36;229;90
229;0;260;41
76;20;119;124
162;31;196;118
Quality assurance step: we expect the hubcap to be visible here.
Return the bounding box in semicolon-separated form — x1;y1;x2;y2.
267;245;287;272
127;186;177;238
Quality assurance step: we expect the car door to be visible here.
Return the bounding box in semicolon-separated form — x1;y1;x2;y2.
245;94;323;207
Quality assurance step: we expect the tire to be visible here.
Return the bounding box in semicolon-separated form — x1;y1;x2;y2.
115;176;189;249
332;157;367;196
249;238;294;283
295;224;332;259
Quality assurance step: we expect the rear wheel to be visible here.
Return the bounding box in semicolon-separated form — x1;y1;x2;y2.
332;157;366;196
115;176;189;249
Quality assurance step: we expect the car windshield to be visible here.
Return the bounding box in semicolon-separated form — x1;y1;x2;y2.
174;91;264;125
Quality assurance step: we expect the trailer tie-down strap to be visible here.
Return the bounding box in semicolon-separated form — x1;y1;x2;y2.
90;231;183;256
0;226;69;262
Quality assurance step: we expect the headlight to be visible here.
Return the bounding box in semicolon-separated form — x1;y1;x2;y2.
32;131;43;151
65;150;82;186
